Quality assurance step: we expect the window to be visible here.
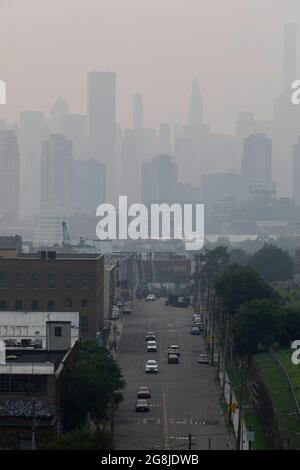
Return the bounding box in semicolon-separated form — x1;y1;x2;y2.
15;300;23;310
81;273;89;289
81;298;89;308
54;326;62;337
0;300;7;311
31;273;39;288
31;300;39;311
15;273;23;288
47;273;55;288
65;298;73;308
0;273;7;288
0;376;9;392
65;273;73;288
47;300;55;311
10;375;47;393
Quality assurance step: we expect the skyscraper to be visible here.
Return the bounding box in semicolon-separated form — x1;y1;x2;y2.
133;93;143;130
40;134;74;214
74;159;106;214
283;23;297;91
141;155;178;205
49;98;69;134
87;71;116;201
0;130;20;221
187;77;204;127
18;111;47;219
242;133;273;200
61;114;87;160
293;137;300;205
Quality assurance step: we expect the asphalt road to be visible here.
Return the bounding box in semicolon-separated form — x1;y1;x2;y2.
114;298;230;451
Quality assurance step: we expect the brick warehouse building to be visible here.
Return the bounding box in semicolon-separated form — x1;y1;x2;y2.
0;251;104;338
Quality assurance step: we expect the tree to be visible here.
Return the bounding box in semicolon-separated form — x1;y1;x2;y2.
48;428;112;450
199;246;230;304
65;341;125;428
234;299;280;357
229;249;252;267
275;306;300;346
215;264;277;316
252;244;293;282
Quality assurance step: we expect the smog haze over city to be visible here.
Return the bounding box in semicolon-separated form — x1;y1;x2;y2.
1;0;300;456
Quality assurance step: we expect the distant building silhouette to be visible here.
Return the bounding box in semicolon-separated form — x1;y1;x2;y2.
133;93;143;131
87;71;116;201
0;130;20;222
61;114;87;160
242;133;274;201
293;137;300;205
40;134;74;214
49;98;69;134
187;77;204;127
18;111;47;219
74;159;106;214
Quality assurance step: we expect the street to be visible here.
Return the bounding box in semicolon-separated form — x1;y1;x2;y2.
114;298;230;451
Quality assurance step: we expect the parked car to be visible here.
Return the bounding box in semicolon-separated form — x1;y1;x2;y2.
145;360;158;373
146;332;156;341
147;340;157;352
123;307;132;315
190;326;201;335
167;345;180;356
197;354;209;364
146;294;156;301
168;353;179;364
116;299;124;308
135;399;150;412
137;386;151;399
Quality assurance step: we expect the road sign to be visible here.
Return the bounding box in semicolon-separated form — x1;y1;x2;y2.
246;431;255;442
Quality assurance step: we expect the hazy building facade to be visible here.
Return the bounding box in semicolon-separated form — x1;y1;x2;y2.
0;130;20;222
87;71;116;201
74;159;106;214
40;134;74;214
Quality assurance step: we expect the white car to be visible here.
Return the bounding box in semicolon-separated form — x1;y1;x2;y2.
197;354;209;364
168;345;180;356
135;399;150;412
146;294;156;301
145;360;158;373
147;340;157;352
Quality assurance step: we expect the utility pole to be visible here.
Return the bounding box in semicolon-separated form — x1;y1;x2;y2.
188;433;192;451
208;437;212;450
236;367;244;451
211;295;215;366
31;397;36;450
222;315;229;398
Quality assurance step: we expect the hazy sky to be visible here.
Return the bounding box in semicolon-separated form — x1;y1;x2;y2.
1;0;300;133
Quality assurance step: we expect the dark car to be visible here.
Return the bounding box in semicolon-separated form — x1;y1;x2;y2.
168;353;179;364
123;307;132;315
135;399;150;412
190;326;201;335
137;386;151;399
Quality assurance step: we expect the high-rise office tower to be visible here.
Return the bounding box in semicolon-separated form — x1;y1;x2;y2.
61;114;87;160
18;111;47;219
74;159;106;214
158;123;172;155
187;77;204;127
242;133;273;200
121;129;140;204
49;98;69;134
293;138;300;205
40;134;74;214
87;71;116;201
0;130;20;221
133;93;143;131
283;23;297;91
141;155;178;205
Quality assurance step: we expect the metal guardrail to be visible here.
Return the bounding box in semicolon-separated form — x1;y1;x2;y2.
270;348;300;419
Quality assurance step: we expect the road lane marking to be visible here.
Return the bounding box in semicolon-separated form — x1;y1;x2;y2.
162;385;170;450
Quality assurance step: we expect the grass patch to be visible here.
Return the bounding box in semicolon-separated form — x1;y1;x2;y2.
255;350;300;449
